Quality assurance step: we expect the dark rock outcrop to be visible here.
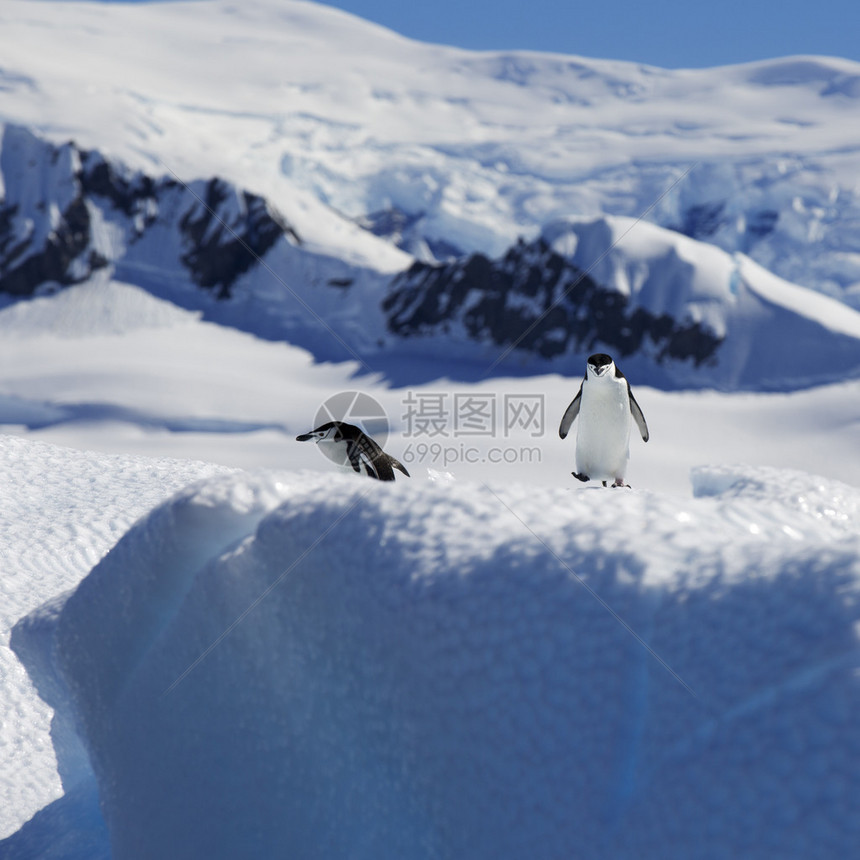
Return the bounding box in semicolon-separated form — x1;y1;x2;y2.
383;237;722;366
179;178;300;299
0;126;300;302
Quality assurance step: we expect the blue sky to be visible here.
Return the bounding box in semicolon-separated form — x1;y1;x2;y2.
313;0;859;68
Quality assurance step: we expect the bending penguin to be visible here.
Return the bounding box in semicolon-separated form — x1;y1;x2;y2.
558;353;649;488
296;421;410;481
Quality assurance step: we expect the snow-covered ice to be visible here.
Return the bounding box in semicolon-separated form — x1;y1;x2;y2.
3;454;859;858
0;436;228;845
0;1;859;855
0;279;857;858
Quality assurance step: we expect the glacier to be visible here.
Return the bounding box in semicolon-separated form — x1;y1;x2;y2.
2;0;860;305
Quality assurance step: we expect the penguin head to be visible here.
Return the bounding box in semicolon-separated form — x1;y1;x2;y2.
296;421;345;443
586;353;615;379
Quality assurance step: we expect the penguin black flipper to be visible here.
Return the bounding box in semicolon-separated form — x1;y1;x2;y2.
628;385;649;443
346;435;410;481
346;434;390;480
559;381;584;439
373;453;410;480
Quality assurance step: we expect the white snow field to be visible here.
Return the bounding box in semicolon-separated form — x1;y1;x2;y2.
2;0;860;302
0;278;858;857
1;276;860;495
2;449;859;859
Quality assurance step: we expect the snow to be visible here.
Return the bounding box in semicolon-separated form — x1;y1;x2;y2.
543;215;860;388
2;276;860;495
0;436;227;848
2;0;860;299
1;1;860;854
2;453;859;858
0;275;858;856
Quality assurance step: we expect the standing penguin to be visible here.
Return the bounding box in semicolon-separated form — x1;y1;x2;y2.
296;421;410;481
558;353;649;488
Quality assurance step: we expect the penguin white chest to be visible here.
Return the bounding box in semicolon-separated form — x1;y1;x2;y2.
575;380;632;481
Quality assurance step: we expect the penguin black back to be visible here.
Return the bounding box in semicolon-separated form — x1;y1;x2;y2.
296;421;410;481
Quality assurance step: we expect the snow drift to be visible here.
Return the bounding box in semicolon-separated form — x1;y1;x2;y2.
10;466;860;858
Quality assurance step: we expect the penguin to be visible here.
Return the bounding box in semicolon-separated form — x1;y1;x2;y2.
296;421;410;481
558;353;649;488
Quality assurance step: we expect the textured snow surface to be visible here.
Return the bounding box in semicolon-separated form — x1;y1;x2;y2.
4;449;859;858
1;1;860;853
0;436;228;842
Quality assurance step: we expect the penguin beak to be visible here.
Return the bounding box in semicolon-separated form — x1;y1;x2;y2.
296;431;319;442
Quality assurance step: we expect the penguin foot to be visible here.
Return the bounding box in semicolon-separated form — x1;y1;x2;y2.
572;472;590;483
611;478;631;488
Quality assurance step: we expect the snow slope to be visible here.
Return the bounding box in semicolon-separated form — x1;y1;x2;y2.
4;458;860;858
384;215;860;389
1;277;858;851
1;276;858;851
0;436;228;844
2;276;860;495
544;216;860;388
5;124;860;389
1;0;860;302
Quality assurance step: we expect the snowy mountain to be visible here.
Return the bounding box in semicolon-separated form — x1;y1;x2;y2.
0;126;295;299
386;216;860;389
2;0;860;389
3;0;859;299
4;123;860;388
0;125;397;361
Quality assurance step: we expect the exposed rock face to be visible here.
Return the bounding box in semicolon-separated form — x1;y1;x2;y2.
0;194;105;297
383;237;723;366
0;125;300;302
0;130;106;297
178;178;300;299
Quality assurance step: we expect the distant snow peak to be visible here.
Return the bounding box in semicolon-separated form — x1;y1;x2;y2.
746;57;860;97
